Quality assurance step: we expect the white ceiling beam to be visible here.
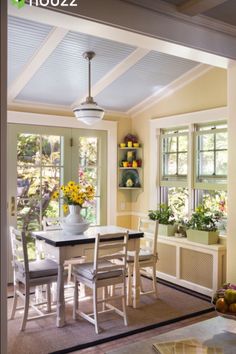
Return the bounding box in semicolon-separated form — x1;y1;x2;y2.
8;27;68;102
72;47;150;107
178;0;228;16
9;4;231;68
128;64;212;117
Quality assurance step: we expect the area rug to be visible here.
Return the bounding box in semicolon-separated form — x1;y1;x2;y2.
7;278;214;354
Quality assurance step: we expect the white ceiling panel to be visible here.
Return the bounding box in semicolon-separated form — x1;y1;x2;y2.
95;51;198;111
16;31;136;106
8;16;52;85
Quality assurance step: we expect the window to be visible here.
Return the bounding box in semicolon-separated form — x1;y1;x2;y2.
161;186;189;220
161;128;188;186
194;189;227;234
157;120;228;235
195;122;227;189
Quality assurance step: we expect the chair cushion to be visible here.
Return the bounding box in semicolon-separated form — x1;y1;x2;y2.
15;259;58;279
73;260;122;281
29;259;58;279
127;248;153;262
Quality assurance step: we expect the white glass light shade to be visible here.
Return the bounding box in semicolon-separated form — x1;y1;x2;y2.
73;102;105;125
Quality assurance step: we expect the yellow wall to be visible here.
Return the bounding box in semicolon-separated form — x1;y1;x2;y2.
131;67;227;228
135;67;227;121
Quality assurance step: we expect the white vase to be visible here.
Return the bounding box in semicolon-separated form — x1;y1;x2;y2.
66;205;84;224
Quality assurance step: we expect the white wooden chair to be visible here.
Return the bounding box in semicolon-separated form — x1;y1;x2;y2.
127;218;159;305
73;232;129;334
42;217;85;283
9;226;58;331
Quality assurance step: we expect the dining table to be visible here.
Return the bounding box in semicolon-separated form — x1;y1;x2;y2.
32;225;144;327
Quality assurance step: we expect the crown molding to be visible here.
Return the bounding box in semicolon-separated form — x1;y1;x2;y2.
8;100;73;116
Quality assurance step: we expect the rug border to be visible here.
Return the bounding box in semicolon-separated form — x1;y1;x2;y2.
49;279;214;354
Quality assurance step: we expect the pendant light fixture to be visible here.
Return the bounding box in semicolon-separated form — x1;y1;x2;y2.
73;51;105;125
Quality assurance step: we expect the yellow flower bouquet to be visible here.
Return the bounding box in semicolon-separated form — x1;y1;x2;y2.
52;180;95;213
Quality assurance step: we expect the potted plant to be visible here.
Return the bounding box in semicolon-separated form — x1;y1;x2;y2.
148;204;176;236
186;204;221;245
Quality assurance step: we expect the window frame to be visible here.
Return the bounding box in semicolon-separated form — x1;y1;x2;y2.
160;128;188;188
149;107;228;226
194;123;227;191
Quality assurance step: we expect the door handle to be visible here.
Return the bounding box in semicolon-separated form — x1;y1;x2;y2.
10;196;15;216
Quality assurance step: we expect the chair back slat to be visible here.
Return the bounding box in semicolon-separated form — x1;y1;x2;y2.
99;242;125;251
12;238;25;260
94;232;129;276
138;218;159;256
9;226;29;274
98;254;126;261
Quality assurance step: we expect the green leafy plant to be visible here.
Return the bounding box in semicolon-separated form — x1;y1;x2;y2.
148;204;175;225
186;204;222;231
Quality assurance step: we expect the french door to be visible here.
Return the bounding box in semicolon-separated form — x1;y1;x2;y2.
7;124;107;278
8;124;107;230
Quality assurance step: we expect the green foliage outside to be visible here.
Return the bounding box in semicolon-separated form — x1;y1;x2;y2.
168;187;189;220
16;133;98;259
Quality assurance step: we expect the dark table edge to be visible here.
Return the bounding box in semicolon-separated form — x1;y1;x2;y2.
33;231;144;247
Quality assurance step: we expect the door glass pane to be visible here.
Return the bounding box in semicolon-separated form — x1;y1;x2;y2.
42;135;61;165
17;133;40;165
79;167;98;194
16;134;63;234
78;136;100;225
83;197;100;225
17;166;40;197
17;197;40;232
79;137;98;167
199;151;214;175
41;167;61;218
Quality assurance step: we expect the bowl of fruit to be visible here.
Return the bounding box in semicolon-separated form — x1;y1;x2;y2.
213;283;236;319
